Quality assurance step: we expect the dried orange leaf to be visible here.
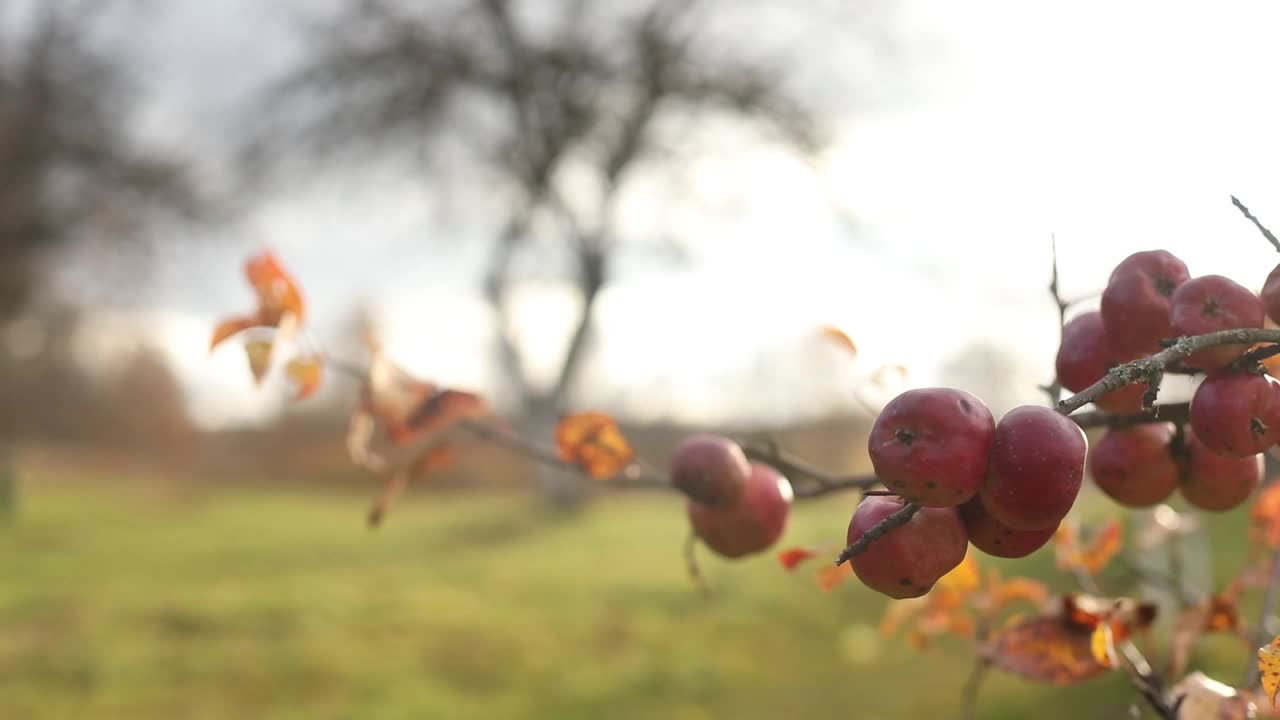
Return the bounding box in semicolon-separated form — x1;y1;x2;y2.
410;442;457;476
244;249;306;324
871;364;909;386
817;561;853;592
1170;592;1246;679
778;546;822;571
403;389;490;441
1056;519;1123;574
210;315;262;351
1253;482;1280;547
555;411;635;479
938;551;980;595
367;468;410;529
285;355;324;400
819;325;858;358
879;596;928;637
244;339;274;385
984;615;1108;685
988;577;1051;612
1259;636;1280;707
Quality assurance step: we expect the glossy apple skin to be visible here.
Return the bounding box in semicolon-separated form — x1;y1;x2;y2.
867;388;995;507
1100;250;1191;354
670;433;751;507
1170;275;1264;370
1189;371;1280;457
1088;423;1179;507
1180;428;1263;512
1054;311;1146;413
980;405;1088;531
687;462;792;559
958;499;1056;559
1262;263;1280;326
846;495;968;599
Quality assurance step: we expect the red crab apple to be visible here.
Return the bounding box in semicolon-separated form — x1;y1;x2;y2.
687;462;792;559
1170;275;1264;370
1180;427;1263;512
845;495;968;599
1054;311;1146;413
980;405;1088;531
867;387;995;507
1088;423;1179;507
1262;263;1280;327
1189;370;1280;457
670;433;751;507
1101;250;1191;354
958;498;1056;559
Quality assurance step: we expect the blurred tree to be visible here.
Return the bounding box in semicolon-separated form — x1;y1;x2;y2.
252;0;890;507
0;2;201;520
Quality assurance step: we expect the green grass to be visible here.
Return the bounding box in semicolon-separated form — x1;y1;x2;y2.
0;475;1262;719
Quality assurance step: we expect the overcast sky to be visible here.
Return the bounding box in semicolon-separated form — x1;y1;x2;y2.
47;0;1280;429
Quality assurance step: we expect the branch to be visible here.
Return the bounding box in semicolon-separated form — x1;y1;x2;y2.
1057;328;1280;415
833;503;920;566
1231;194;1280;254
741;441;880;497
1067;402;1190;430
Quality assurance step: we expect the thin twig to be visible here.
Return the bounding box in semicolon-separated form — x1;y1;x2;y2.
1231;194;1280;254
1043;233;1070;405
741;441;880;498
684;530;709;595
1057;328;1280;415
1067;402;1190;431
834;503;920;566
959;659;990;720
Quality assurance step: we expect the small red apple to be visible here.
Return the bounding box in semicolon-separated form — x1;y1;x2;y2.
958;498;1056;559
1180;427;1263;512
980;405;1088;531
1100;250;1191;354
1261;263;1280;326
867;387;995;507
1170;275;1264;370
1188;370;1280;457
1088;423;1179;507
687;462;792;559
670;433;750;507
845;495;968;599
1054;311;1146;413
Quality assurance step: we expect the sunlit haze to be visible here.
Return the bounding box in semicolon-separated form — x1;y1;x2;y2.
52;0;1280;429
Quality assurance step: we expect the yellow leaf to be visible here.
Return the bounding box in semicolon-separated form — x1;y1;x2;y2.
819;325;858;358
1258;636;1280;707
244;339;274;385
555;411;635;479
1090;622;1117;668
285;355;324;400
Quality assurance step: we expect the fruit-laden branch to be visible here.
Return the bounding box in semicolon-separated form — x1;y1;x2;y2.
457;419;878;499
1057;328;1280;415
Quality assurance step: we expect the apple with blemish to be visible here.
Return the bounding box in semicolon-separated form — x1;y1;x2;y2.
687;462;792;558
845;495;968;599
980;405;1088;531
670;433;751;507
1100;249;1191;354
1170;275;1264;370
958;498;1056;559
867;387;995;507
1189;371;1280;457
1088;424;1179;507
1261;263;1280;326
1054;311;1146;413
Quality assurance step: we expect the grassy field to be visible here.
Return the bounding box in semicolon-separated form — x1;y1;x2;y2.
0;471;1263;719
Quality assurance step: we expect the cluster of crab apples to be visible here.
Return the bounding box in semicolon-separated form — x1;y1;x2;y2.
670;249;1280;601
